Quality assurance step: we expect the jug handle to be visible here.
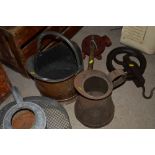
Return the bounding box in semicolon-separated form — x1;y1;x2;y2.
37;31;83;73
108;69;127;89
12;86;24;105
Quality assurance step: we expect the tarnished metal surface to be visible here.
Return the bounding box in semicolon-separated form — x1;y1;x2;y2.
106;46;155;99
74;38;125;128
0;96;71;129
74;70;115;128
106;46;146;80
75;95;114;128
74;70;113;100
3;87;46;129
35;75;77;102
26;31;83;102
3;102;46;129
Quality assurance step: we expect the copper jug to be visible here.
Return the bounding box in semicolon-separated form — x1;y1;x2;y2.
74;40;126;128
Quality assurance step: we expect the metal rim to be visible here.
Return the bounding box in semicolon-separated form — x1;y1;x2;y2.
3;102;46;129
25;31;83;82
26;53;83;83
74;70;113;100
0;96;72;129
37;31;82;70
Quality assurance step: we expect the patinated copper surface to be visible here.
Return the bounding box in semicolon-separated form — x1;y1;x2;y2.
26;31;83;103
75;95;114;128
74;38;125;128
35;75;77;102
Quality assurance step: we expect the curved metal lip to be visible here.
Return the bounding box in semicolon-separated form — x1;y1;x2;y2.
74;70;113;100
3;101;46;129
0;96;72;129
37;31;82;70
25;56;83;83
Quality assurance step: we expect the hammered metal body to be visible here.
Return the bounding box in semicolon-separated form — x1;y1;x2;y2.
75;95;114;128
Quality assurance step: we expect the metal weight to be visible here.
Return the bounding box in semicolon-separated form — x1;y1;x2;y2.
106;46;146;80
106;46;155;99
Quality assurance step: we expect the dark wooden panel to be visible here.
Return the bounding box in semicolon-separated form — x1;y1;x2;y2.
0;26;82;76
2;26;46;48
0;32;17;66
22;26;80;63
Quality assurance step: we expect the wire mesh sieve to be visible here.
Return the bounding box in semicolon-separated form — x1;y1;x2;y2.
0;96;71;129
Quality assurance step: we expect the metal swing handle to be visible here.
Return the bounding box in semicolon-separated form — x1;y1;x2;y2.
108;69;127;89
37;31;82;72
